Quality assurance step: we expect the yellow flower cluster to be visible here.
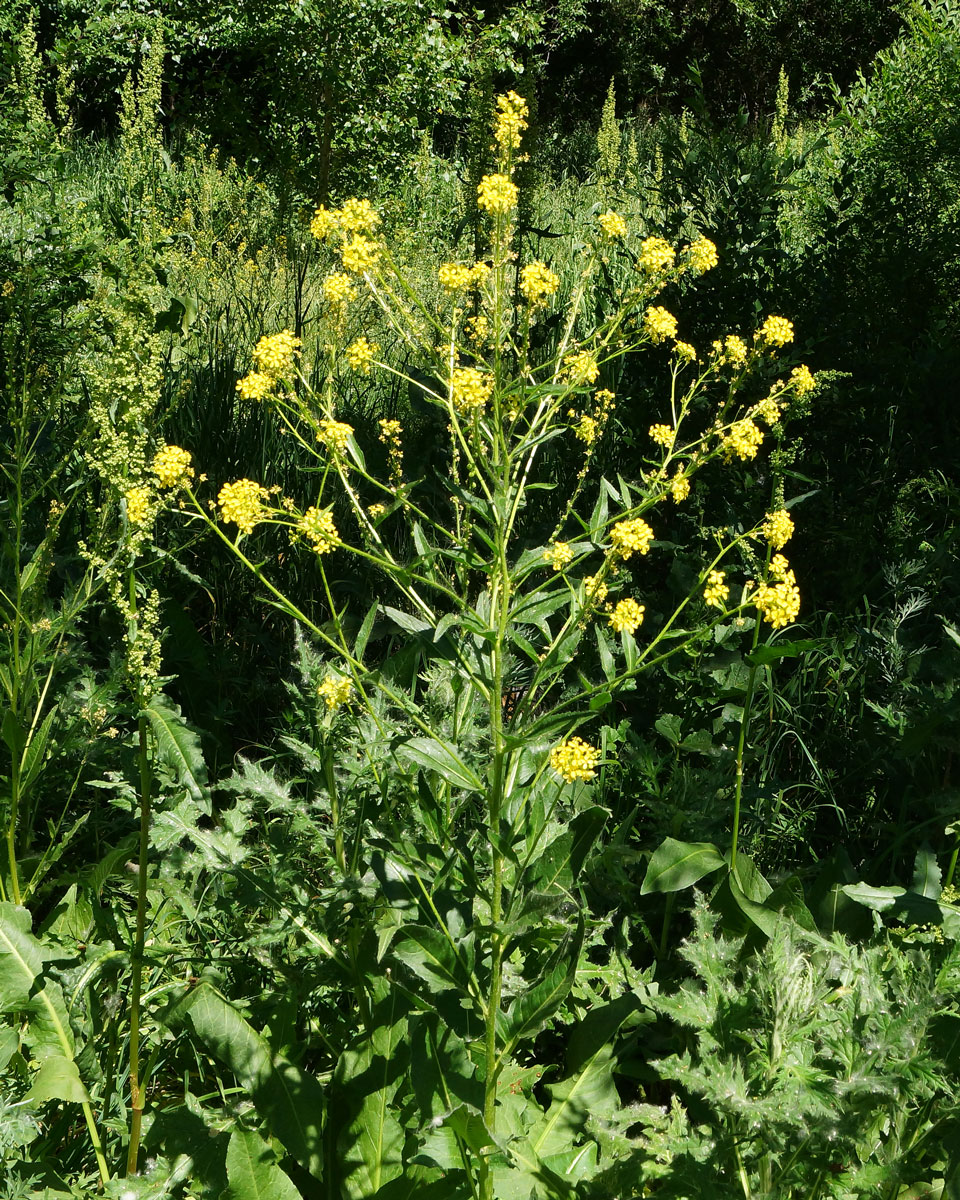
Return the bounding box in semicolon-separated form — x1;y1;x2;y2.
125;486;152;526
298;506;338;553
754;555;800;627
762;508;794;550
583;575;608;604
704;570;729;608
152;445;193;489
722;419;764;461
644;306;678;343
318;420;354;453
477;173;518;213
218;479;268;535
338;198;380;233
790;364;816;395
649;423;674;447
379;418;403;440
368;503;387;519
494;90;528;151
323;272;357;306
254;330;301;377
318;675;352;711
341;235;380;274
597;211;628;238
756;394;782;425
638;236;675;272
346;337;378;373
520;261;560;304
563;350;600;385
686;237;719;273
609;597;645;635
438;262;474;291
236;371;274;401
713;335;748;368
674;341;698;362
670;471;690;503
451;366;494;413
610;517;654;559
543;541;574;571
550;736;601;783
759;315;794;347
309;205;338;241
572;413;598;444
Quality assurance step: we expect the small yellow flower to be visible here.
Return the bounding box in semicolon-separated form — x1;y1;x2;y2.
318;420;354;453
670;471;690;503
597;210;628;238
722;419;764;461
310;205;339;241
643;306;678;343
790;364;816;395
298;506;338;553
368;503;387;519
323;272;357;306
337;198;380;233
759;315;794;347
610;517;654;559
762;508;794;550
438;262;474;291
494;91;528;151
715;334;748;368
520;261;560;304
125;486;152;526
637;236;675;273
609;598;645;635
563;350;600;385
378;418;403;440
318;675;352;710
152;445;193;489
451;366;493;413
674;341;698;362
756;393;782;425
341;235;380;274
477;173;518;213
218;479;269;535
754;558;801;627
253;330;301;377
345;337;378;373
543;541;575;571
235;372;275;401
704;570;729;609
649;423;674;448
572;413;598;444
686;237;719;273
583;575;608;605
550;736;601;783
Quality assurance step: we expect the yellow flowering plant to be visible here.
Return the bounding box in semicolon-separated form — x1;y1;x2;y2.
169;95;822;1199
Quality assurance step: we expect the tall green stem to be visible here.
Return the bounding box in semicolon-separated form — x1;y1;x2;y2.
125;708;152;1175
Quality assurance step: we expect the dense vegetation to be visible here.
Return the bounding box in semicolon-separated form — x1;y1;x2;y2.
1;1;959;1196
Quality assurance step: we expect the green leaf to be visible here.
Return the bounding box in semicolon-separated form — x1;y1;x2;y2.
354;600;379;661
24;1054;89;1105
912;848;942;899
745;639;819;665
20;705;57;791
393;925;472;993
841;883;906;911
640;838;725;895
382;605;432;636
163;983;324;1178
654;713;682;746
144;695;209;808
0;903;42;1010
221;1128;300;1200
502;922;582;1050
396;737;482;792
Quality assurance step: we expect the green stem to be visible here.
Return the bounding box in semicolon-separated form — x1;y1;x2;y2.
125;707;152;1176
322;746;346;874
731;632;761;876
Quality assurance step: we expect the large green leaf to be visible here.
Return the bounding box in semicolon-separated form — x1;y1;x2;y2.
221;1128;300;1200
24;1054;89;1104
393;925;473;994
144;695;209;808
640;838;725;895
163;983;324;1178
912;848;942;899
0;903;42;1010
396;737;482;792
502;922;583;1050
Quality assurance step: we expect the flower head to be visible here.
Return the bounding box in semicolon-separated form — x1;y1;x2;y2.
714;335;748;368
644;306;678;343
337;198;380;233
298;506;338;554
610;517;654;559
649;423;674;448
598;211;628;239
520;261;560;304
152;445;193;489
759;315;794;347
438;262;474;291
722;419;764;461
341;235;380;274
704;570;729;609
686;237;719;273
563;350;600;385
318;674;352;711
762;508;794;550
550;736;601;783
318;420;354;453
477;173;518;214
609;598;645;635
253;330;301;377
582;575;608;605
754;558;801;627
323;272;357;306
670;471;690;503
494;91;528;151
345;337;378;373
310;205;339;241
638;237;675;273
674;341;698;362
125;486;152;526
218;479;268;535
451;366;493;413
790;364;816;396
236;371;275;401
543;541;574;571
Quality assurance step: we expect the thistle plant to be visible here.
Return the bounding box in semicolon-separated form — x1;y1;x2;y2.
171;93;820;1194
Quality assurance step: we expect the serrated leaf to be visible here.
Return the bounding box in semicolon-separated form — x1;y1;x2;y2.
396;737;482;792
640;838;725;895
144;695;209;808
221;1128;300;1200
393;925;471;992
912;848;942;899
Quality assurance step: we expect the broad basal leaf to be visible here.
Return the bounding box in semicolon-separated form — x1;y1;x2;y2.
640;838;725;895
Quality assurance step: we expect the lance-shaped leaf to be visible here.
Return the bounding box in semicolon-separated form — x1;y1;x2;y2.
393;924;475;994
501;920;583;1051
396;737;482;792
640;838;725;895
163;983;324;1178
24;1054;89;1105
144;695;209;809
221;1128;300;1200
